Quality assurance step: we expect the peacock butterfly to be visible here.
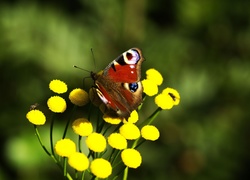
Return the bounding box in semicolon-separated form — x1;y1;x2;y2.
91;48;144;119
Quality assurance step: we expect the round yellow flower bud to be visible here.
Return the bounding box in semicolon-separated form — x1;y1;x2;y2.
162;87;180;106
26;109;46;125
119;123;140;140
69;88;89;106
49;79;67;94
154;93;174;110
72;118;93;136
141;79;158;96
141;125;160;141
108;133;127;150
54;139;76;157
86;133;106;152
68;152;89;171
90;158;112;178
146;68;163;86
47;96;67;113
126;110;139;124
121;149;142;168
103;113;123;125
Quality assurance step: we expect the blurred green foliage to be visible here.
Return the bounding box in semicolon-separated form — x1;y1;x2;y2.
1;0;250;179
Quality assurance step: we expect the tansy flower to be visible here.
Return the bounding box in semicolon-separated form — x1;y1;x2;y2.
54;139;76;157
119;123;140;140
49;79;67;94
90;158;112;178
141;79;158;96
108;133;127;150
121;149;142;168
162;87;180;105
72;118;93;136
69;88;89;106
146;68;163;86
126;110;139;124
141;125;160;141
68;152;89;171
86;133;106;152
103;113;123;125
26;109;46;125
47;96;67;113
154;93;174;110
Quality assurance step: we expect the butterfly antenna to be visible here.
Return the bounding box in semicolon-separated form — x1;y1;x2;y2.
73;65;91;73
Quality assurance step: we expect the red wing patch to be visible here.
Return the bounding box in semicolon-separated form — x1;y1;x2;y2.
107;64;138;83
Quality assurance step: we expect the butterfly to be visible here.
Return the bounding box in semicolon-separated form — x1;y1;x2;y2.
91;48;144;119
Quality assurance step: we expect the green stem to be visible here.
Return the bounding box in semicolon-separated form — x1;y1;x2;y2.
123;167;129;180
50;114;55;155
138;95;146;111
110;150;121;166
34;126;73;180
131;138;140;149
63;157;67;177
78;135;82;152
63;106;77;139
140;107;162;127
81;170;86;180
134;139;146;149
34;125;51;156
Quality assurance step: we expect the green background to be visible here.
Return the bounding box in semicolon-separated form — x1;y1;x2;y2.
1;0;250;179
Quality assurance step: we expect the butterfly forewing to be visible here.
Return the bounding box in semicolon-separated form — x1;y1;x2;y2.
104;48;144;83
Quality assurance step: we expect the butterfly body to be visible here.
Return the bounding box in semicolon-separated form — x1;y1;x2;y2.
91;48;144;118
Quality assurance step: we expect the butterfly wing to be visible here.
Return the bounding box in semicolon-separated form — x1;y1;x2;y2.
103;48;144;83
92;48;144;118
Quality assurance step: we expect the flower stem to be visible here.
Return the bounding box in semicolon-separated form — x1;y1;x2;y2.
34;125;51;156
63;157;67;177
78;135;82;152
140;107;161;127
50;114;55;155
62;106;77;139
123;167;129;180
34;126;73;180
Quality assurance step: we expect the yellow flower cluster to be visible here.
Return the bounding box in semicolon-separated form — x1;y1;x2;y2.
26;79;89;125
26;68;181;180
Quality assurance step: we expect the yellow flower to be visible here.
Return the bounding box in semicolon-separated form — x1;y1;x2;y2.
49;79;68;94
90;158;112;178
141;125;160;141
108;133;127;150
141;79;158;96
121;149;142;168
72;118;93;136
126;110;139;124
119;123;140;140
154;93;174;110
146;68;163;86
162;87;180;105
86;133;106;152
54;139;76;157
26;109;46;125
47;96;67;113
103;113;123;125
69;88;89;106
68;152;89;171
